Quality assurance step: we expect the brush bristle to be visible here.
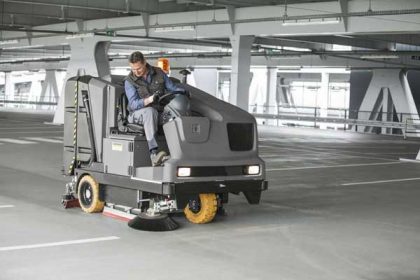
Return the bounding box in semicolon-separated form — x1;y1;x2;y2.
128;213;179;231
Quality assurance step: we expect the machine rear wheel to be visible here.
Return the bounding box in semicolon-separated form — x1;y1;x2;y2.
184;193;217;224
77;175;104;213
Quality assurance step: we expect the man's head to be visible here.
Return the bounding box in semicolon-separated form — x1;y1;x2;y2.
129;51;148;77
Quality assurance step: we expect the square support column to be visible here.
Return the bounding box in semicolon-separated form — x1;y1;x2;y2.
38;70;60;109
229;35;254;111
319;72;330;129
266;67;278;125
5;72;14;102
382;87;392;134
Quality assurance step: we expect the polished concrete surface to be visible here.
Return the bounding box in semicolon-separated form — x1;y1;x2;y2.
1;111;420;280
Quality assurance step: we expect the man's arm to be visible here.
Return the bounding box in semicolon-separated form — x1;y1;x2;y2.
125;81;156;111
124;80;144;111
163;74;186;93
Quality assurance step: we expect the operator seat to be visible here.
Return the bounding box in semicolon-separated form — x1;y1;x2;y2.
117;93;145;135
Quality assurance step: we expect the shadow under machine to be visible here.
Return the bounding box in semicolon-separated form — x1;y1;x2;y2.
62;74;268;231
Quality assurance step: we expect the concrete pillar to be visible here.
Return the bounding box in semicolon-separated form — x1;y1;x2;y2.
319;72;330;129
5;72;14;102
249;68;266;115
38;70;60;109
191;68;218;96
229;35;254;111
381;87;393;135
216;71;231;102
53;37;111;124
266;67;278;125
277;77;294;106
357;69;418;134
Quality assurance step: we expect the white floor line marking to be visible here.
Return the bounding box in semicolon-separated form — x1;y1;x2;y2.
0;236;120;252
0;131;63;135
260;154;286;158
267;161;403;171
24;137;63;143
342;177;420;186
278;145;397;162
0;205;14;208
43;122;63;126
0;138;37;144
0;126;61;130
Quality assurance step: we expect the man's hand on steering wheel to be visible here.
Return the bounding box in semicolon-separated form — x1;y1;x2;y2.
144;94;156;106
145;90;189;107
157;92;175;105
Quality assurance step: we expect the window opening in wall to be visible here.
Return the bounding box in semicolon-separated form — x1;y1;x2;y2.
273;78;350;130
329;82;350;109
14;82;32;107
0;70;65;111
0;85;4;106
217;71;231;102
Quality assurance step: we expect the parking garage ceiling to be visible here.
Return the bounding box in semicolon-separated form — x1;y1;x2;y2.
0;0;332;27
1;0;420;70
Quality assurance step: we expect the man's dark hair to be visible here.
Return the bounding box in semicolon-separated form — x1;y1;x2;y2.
129;51;145;63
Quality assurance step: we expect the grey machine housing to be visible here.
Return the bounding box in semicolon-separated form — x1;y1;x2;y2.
63;75;267;211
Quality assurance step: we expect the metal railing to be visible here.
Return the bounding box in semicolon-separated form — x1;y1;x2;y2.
0;99;57;109
251;104;420;138
404;118;420;139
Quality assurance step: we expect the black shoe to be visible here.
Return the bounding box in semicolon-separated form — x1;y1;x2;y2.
150;151;168;166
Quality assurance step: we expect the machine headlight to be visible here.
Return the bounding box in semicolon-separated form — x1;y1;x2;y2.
177;167;191;177
245;165;260;175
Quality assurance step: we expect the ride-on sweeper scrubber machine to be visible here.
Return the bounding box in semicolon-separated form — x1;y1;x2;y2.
61;73;267;231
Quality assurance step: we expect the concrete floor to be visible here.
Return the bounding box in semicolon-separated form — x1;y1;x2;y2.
1;110;420;280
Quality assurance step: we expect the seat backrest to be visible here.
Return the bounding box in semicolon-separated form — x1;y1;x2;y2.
117;93;145;135
118;93;129;125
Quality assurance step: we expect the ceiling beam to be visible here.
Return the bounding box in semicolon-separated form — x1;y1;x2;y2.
142;13;150;37
2;0;146;15
1;11;81;23
3;52;420;72
110;40;222;52
255;37;325;51
355;34;420;48
338;0;348;31
289;35;394;50
2;2;420;50
226;5;235;35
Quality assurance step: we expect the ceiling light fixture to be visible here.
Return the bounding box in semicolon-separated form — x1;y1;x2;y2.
154;25;195;33
277;66;302;70
300;67;350;74
282;17;341;26
65;32;95;40
360;54;399;59
0;39;19;45
270;55;301;60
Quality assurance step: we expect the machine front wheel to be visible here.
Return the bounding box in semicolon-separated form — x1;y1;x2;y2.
184;193;217;224
77;175;105;213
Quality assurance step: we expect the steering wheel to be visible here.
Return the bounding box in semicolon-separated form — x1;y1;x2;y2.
156;91;188;106
155;92;174;106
